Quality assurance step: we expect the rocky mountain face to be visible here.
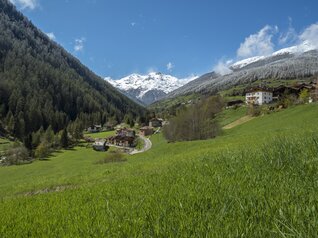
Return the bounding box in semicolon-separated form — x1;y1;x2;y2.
167;44;318;98
106;72;197;105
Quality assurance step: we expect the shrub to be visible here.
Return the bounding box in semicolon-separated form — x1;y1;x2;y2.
299;89;310;104
2;143;31;166
34;141;51;159
247;104;261;117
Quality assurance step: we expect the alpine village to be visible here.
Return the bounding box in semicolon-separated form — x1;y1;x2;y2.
1;0;318;237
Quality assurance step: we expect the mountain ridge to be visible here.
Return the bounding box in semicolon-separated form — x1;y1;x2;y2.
166;44;318;99
106;72;197;105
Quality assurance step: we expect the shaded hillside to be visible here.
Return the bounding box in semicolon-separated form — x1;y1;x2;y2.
0;0;145;139
167;50;318;98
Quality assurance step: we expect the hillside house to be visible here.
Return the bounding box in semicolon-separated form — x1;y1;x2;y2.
92;140;108;151
116;128;136;137
106;128;136;147
106;136;135;147
149;118;162;128
139;126;154;136
246;87;273;105
273;82;317;101
87;125;102;133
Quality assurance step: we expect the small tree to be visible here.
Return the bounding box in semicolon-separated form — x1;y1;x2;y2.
44;126;55;145
60;128;69;148
299;89;309;104
34;141;50;159
247;104;261;117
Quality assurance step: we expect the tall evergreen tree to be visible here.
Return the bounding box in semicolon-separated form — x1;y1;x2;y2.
60;128;69;148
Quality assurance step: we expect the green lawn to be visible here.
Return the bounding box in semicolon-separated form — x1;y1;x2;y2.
1;104;318;237
217;105;247;127
84;130;116;139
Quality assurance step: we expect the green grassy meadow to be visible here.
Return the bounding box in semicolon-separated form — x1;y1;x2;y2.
217;106;247;127
85;130;116;139
1;104;318;237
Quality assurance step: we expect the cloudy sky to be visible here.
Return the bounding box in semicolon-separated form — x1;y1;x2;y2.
10;0;318;79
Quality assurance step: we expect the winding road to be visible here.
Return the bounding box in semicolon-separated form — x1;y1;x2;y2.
129;136;152;155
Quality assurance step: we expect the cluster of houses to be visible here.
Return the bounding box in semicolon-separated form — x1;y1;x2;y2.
244;81;318;106
90;118;164;151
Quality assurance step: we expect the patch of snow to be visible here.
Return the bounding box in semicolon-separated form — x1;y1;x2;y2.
231;56;266;70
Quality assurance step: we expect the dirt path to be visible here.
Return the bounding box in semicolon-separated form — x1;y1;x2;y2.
223;116;255;129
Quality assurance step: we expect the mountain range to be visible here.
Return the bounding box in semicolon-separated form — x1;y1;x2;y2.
166;41;318;98
106;72;197;105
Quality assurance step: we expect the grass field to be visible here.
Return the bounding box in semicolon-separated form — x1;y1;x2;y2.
217;106;247;127
85;130;116;139
1;104;318;237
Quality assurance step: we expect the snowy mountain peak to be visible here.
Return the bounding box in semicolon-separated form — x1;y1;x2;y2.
106;72;197;105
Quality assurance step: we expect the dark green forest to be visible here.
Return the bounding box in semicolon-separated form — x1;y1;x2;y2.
0;0;145;142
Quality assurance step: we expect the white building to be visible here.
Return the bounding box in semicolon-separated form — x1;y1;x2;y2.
246;88;273;105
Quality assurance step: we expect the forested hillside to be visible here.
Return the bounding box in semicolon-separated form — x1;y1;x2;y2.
0;0;145;140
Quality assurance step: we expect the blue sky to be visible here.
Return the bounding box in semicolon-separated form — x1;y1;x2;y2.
10;0;318;79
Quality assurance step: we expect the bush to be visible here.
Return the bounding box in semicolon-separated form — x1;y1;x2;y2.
34;141;51;159
1;143;31;166
279;94;298;108
247;104;261;117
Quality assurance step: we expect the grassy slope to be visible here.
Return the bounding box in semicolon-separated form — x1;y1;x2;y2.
1;104;318;236
85;130;116;139
217;106;247;127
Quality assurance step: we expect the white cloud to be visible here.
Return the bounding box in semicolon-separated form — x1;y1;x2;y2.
74;38;85;52
237;25;278;58
279;17;298;45
9;0;38;10
166;62;174;71
213;59;233;76
300;23;318;49
46;32;56;41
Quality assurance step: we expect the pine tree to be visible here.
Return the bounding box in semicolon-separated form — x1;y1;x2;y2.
60;128;69;148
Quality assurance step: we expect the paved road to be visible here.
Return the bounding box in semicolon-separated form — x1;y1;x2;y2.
130;135;152;155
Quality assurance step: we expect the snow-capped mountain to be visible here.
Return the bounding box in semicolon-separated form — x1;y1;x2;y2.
106;72;197;105
231;41;315;70
167;43;318;99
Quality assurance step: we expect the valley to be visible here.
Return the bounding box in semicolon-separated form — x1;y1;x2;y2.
1;0;318;236
1;104;318;236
